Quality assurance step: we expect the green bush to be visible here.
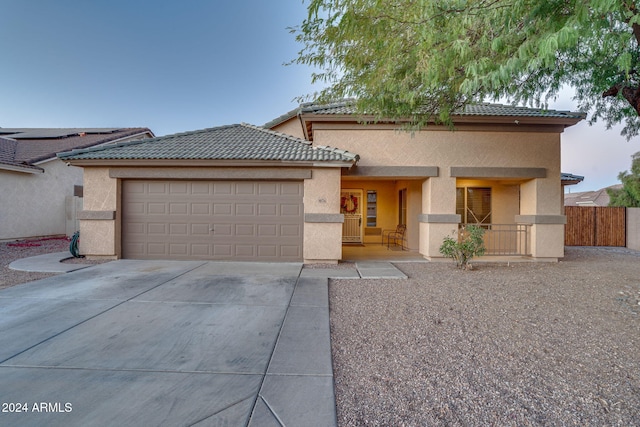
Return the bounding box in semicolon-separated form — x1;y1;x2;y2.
439;225;486;269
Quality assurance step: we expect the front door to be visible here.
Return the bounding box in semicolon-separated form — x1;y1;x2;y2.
341;189;363;243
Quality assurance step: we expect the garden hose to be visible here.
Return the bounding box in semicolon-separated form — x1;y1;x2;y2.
69;231;84;258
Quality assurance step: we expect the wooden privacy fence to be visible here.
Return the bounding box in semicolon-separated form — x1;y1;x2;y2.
565;206;626;246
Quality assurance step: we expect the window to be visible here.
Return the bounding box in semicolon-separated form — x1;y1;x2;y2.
399;188;407;225
366;190;377;226
456;187;491;224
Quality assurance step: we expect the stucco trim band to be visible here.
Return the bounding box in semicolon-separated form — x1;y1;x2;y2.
450;167;546;178
418;214;461;223
304;213;345;223
109;167;312;180
344;166;438;177
77;210;116;220
515;215;566;224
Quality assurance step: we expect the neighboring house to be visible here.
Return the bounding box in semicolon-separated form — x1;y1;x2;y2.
0;128;154;241
564;184;623;207
60;102;585;262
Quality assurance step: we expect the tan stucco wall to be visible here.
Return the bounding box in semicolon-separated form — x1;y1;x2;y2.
304;168;343;262
0;159;83;240
312;124;565;260
626;208;640;251
272;118;306;140
78;167;119;257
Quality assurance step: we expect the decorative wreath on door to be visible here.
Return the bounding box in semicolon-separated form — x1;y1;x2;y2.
340;195;358;213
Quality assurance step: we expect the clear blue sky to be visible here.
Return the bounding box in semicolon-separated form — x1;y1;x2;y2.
1;0;638;192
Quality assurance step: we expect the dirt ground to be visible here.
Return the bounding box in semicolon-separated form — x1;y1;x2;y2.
330;247;640;426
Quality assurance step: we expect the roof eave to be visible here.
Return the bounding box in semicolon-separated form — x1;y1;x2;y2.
0;163;45;174
61;158;356;168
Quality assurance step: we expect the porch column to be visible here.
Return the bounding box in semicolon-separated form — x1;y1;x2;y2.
419;177;460;260
78;167;119;259
303;168;343;263
518;178;565;260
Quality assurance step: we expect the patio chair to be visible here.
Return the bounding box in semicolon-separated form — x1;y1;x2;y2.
384;224;407;250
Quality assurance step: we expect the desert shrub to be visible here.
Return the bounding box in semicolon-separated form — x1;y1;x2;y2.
439;225;486;269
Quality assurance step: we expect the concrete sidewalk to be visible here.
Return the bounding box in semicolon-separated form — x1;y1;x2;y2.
8;251;94;273
10;251;410;279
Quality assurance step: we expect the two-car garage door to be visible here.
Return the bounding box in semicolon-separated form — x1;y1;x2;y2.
122;180;303;261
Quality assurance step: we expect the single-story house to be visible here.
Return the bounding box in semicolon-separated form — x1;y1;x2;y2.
0;127;153;241
60;102;585;262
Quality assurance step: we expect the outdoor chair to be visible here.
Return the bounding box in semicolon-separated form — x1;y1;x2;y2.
383;224;407;250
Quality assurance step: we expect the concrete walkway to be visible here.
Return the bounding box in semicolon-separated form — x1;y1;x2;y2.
3;254;406;426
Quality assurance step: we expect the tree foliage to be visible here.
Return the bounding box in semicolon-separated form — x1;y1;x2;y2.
608;151;640;206
292;0;640;138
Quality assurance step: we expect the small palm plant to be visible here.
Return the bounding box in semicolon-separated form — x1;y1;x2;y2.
439;224;486;269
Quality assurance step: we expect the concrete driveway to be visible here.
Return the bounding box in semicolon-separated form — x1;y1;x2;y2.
0;260;336;426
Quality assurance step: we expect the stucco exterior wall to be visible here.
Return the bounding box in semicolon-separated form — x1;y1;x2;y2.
312;124;565;260
272;119;306;140
627;208;640;251
0;159;83;240
304;168;343;263
78;167;118;257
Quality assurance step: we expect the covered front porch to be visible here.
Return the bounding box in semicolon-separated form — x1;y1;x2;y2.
339;170;562;262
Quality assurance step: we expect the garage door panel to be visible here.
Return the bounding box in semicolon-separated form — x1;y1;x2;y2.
212;224;233;236
123;180;303;261
235;245;255;257
258;183;278;195
169;243;188;255
236;182;256;195
148;183;168;194
235;204;255;216
148;223;167;235
169;224;188;235
191;203;210;215
281;246;301;258
213;204;233;215
258;224;277;236
281;204;301;216
258;204;277;216
191;224;210;235
122;180;304;260
191;244;210;256
147;203;166;214
258;245;277;257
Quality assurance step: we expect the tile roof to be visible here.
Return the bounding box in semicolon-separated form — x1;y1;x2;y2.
265;100;586;128
58;123;359;164
561;172;585;184
564;184;622;206
0;128;153;172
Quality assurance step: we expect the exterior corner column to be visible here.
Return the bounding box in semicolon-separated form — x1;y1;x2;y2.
303;213;344;263
515;215;566;260
418;214;461;259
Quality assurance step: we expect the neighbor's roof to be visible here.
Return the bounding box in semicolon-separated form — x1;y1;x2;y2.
265;100;586;129
0;127;153;173
58;123;359;164
564;184;622;207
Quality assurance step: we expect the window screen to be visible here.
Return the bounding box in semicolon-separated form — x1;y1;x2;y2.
456;187;491;224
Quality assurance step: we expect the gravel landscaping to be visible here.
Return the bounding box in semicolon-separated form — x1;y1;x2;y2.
330;247;640;426
0;236;105;290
